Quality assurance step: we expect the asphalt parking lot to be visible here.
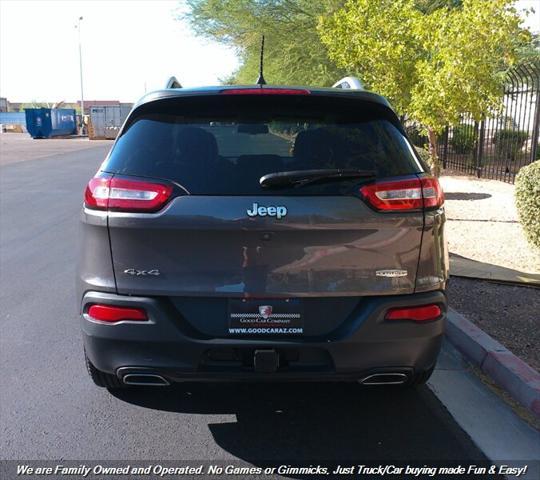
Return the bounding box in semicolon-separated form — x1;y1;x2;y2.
0;135;538;478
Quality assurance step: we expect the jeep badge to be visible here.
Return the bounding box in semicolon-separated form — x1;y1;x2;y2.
246;202;287;219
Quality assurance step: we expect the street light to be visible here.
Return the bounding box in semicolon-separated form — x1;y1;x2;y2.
75;16;84;135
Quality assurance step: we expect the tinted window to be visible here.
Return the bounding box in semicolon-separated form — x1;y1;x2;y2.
103;95;423;195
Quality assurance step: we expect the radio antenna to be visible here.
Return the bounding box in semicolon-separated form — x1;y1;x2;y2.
256;35;266;86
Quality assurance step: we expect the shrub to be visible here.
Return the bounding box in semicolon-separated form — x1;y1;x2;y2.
415;147;433;172
450;125;476;154
405;124;428;148
515;160;540;249
493;129;528;161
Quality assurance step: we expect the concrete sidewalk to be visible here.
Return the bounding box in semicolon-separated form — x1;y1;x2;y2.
430;341;540;479
450;253;540;286
445;308;540;419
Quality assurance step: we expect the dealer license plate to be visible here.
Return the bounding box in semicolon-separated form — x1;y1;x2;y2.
228;299;304;335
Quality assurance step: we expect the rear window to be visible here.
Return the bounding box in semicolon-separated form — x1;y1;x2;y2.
102;95;423;195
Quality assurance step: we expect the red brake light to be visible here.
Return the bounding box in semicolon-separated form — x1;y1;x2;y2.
385;304;442;322
420;176;445;208
360;178;423;211
360;176;444;211
220;88;310;95
84;176;173;213
88;304;148;323
84;175;110;209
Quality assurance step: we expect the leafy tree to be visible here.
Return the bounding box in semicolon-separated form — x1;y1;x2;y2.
183;0;466;87
318;0;530;175
182;0;471;88
517;33;540;64
413;0;462;14
19;101;50;111
182;0;349;86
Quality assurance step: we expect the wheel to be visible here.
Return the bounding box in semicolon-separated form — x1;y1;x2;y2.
85;352;124;389
408;366;435;386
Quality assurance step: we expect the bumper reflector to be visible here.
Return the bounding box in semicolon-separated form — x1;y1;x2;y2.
385;304;442;322
88;304;148;323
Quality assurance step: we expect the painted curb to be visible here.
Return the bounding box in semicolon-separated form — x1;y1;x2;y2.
446;308;540;419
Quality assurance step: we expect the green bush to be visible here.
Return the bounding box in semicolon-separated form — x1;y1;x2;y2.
515;160;540;249
405;124;428;148
450;125;476;154
415;147;433;171
493;129;528;161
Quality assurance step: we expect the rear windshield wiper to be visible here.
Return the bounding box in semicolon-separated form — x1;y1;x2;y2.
260;168;376;189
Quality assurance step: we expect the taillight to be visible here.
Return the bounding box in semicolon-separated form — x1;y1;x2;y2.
84;175;111;210
385;304;442;322
84;175;173;213
87;304;148;323
360;176;444;212
419;176;445;209
220;88;310;95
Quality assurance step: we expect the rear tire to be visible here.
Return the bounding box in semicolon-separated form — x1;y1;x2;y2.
408;366;435;386
85;352;124;389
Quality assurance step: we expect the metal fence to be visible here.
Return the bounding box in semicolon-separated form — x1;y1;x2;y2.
437;62;540;183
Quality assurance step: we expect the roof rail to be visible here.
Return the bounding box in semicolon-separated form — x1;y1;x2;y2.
332;76;364;90
165;76;182;89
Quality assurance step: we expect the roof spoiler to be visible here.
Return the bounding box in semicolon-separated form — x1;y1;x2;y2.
165;76;182;89
332;76;364;90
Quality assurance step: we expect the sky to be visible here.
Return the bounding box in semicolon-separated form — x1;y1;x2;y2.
0;0;239;103
517;0;540;32
0;0;538;104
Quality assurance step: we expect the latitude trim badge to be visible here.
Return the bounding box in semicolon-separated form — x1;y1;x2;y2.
375;269;408;278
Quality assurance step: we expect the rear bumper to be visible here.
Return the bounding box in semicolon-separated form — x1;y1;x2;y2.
80;290;446;383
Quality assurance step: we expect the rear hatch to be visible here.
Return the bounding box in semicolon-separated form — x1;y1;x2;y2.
88;89;434;336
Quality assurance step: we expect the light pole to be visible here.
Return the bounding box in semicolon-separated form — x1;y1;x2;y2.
75;16;85;135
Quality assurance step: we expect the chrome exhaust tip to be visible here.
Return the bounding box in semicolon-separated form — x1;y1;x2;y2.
122;373;170;386
360;372;409;385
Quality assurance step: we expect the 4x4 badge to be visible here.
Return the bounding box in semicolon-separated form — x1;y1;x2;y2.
124;269;160;276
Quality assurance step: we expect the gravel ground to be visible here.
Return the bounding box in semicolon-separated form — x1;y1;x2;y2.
439;175;540;274
448;277;540;372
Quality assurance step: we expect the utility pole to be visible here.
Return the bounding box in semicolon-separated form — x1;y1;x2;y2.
76;16;85;135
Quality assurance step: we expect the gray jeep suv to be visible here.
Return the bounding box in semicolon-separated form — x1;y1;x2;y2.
78;85;448;388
